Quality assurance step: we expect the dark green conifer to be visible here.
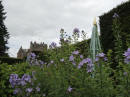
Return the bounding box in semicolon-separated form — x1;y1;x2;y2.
0;1;9;57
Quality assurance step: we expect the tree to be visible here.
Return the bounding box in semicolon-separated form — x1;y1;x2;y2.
0;1;9;57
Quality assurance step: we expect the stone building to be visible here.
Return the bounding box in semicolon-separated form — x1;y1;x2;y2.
17;41;47;59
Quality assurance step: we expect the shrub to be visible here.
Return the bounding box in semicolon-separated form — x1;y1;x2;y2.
0;57;23;65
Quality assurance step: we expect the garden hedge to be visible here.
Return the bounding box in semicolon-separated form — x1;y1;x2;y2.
99;1;130;53
0;57;23;64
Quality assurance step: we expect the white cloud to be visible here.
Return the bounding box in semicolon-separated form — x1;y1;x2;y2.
3;0;128;57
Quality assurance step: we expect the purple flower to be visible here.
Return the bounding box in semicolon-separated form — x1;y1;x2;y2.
60;58;64;62
96;53;107;62
72;61;76;66
36;87;40;92
10;74;18;81
78;65;82;69
72;50;79;55
9;74;19;88
95;57;99;61
67;86;73;92
113;13;119;18
26;88;33;93
13;88;19;94
69;55;74;61
31;52;36;58
78;61;84;69
87;63;94;73
82;58;92;64
124;48;130;64
50;60;54;64
27;52;36;60
65;39;69;43
128;48;130;52
9;74;32;89
123;72;128;76
39;60;44;65
20;80;26;86
26;52;37;65
22;74;31;83
78;58;92;69
49;42;57;49
97;53;105;58
80;55;83;59
124;49;130;57
124;59;130;64
104;57;108;61
73;28;80;33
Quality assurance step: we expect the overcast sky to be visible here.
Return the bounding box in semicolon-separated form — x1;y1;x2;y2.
3;0;128;57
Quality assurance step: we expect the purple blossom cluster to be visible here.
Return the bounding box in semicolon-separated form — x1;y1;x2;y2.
123;48;130;64
69;55;74;61
49;42;57;49
60;58;64;62
13;88;21;94
67;86;73;92
80;55;83;59
73;28;80;33
72;50;79;55
95;53;107;62
113;13;119;18
78;58;91;69
69;50;79;62
69;51;78;66
73;28;80;42
50;60;54;64
26;88;33;93
9;74;31;88
123;72;128;76
9;74;41;95
69;50;93;72
27;52;44;66
78;58;94;73
87;63;94;73
27;52;36;61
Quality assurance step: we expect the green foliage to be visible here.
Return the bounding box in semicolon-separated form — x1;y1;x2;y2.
112;17;123;63
0;62;37;97
1;47;130;97
74;39;90;58
0;63;15;97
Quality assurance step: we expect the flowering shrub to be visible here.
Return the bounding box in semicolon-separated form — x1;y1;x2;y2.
0;44;129;97
0;28;130;97
5;49;126;97
0;47;129;97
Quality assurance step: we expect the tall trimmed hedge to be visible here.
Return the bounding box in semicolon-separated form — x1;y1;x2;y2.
99;1;130;53
0;57;23;65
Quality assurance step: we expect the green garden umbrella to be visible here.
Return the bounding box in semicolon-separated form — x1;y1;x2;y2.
90;18;102;63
